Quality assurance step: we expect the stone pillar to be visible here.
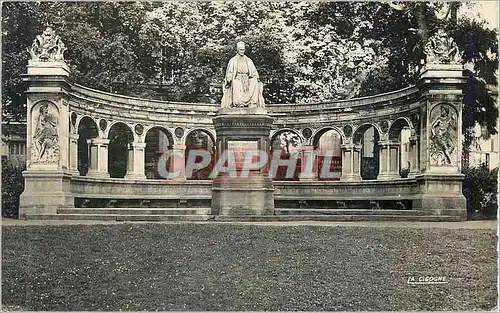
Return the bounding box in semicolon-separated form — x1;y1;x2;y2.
408;135;419;177
419;63;465;175
299;145;318;181
389;142;400;176
378;141;389;179
378;140;400;179
69;133;80;176
19;35;76;218
125;142;147;180
86;138;110;178
169;144;186;180
353;144;362;180
340;144;351;179
340;143;361;181
413;61;466;219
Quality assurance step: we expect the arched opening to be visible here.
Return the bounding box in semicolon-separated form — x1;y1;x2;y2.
389;119;412;177
185;130;215;180
354;125;380;180
108;123;134;178
77;117;98;176
314;129;342;181
270;130;303;181
144;127;174;179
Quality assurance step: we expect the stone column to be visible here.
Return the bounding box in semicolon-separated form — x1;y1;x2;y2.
69;133;80;176
419;63;464;175
340;144;351;179
353;144;362;179
378;141;389;178
389;141;400;177
169;144;186;180
378;140;400;179
125;142;147;180
299;145;318;181
19;35;75;218
408;135;419;177
413;60;466;219
86;138;110;178
340;143;361;181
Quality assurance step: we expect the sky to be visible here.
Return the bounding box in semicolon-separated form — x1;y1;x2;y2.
467;1;498;29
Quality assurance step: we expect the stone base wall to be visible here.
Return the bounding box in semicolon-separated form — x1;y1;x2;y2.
19;171;74;217
413;174;467;219
18;175;467;220
212;173;275;216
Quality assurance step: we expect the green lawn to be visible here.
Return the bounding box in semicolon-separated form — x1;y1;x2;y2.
1;223;497;311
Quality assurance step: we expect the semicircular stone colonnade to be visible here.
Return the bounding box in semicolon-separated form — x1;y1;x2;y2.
20;28;467;221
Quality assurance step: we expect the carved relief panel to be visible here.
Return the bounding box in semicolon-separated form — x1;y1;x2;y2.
31;101;59;164
429;104;457;166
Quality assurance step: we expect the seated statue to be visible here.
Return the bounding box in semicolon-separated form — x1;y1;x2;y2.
221;41;265;108
28;27;67;62
424;29;461;64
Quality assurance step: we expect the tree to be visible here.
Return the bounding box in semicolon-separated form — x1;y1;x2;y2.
1;158;25;218
368;2;498;167
279;131;301;155
2;2;497;128
2;2;50;121
139;2;300;102
2;1;157;121
463;164;498;219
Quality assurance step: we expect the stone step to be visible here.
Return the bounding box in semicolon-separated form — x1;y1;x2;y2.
215;215;463;222
274;209;428;216
25;214;214;221
58;208;211;215
23;213;463;222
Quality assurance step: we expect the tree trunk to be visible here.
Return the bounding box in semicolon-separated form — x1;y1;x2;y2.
415;3;428;43
448;2;460;25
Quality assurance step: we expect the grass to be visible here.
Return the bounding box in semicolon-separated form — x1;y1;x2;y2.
1;223;497;311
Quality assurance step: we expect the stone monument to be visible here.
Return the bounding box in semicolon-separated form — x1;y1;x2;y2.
19;27;74;218
414;29;467;219
211;41;274;216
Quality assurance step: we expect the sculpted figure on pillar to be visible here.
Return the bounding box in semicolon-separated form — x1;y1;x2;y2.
430;105;456;165
221;41;265;108
32;102;59;163
424;29;461;64
28;27;67;62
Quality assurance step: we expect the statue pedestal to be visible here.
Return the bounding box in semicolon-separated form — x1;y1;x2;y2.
211;111;275;216
415;61;467;220
27;60;70;76
20;58;74;218
413;174;466;219
420;63;465;78
19;171;74;217
212;172;275;216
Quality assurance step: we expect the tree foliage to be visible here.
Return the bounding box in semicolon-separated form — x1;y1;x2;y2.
463;164;498;219
108;123;134;178
1;158;25;218
2;2;498;134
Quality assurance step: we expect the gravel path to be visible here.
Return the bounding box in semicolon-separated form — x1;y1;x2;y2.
2;217;497;229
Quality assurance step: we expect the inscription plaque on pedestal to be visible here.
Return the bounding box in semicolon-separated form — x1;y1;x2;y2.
228;140;259;170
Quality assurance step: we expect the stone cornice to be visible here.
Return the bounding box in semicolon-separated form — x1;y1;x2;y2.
267;85;420;113
67;81;425;128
